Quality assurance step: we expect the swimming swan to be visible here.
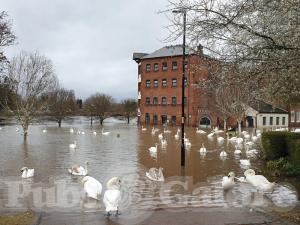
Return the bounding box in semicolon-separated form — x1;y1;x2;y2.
244;169;275;192
103;177;122;216
21;167;34;178
146;167;164;181
82;176;102;200
222;172;235;190
199;143;206;153
68;161;89;176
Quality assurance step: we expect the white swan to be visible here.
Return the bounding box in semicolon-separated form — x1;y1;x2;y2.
93;131;97;135
244;169;275;192
146;167;164;181
246;146;258;156
196;128;206;134
158;133;163;140
251;135;258;142
149;144;158;155
163;128;171;134
68;161;89;176
70;128;74;133
236;137;243;144
82;176;102;200
161;138;167;147
220;150;227;157
174;132;179;140
199;143;206;153
240;159;251;166
42;129;47;133
217;136;225;142
244;134;250;139
21;167;34;178
141;126;147;131
101;128;110;135
207;132;214;138
81;131;85;135
185;139;191;148
69;141;77;149
234;145;242;155
222;172;235;190
103;177;122;216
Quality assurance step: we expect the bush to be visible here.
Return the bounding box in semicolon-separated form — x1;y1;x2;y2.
266;157;300;177
261;131;300;160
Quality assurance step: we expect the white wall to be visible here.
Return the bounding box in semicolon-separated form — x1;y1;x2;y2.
256;113;289;128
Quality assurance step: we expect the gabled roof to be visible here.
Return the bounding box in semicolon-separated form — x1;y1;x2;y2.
141;45;195;59
250;101;288;114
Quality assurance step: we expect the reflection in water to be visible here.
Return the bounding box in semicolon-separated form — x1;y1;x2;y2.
0;119;298;214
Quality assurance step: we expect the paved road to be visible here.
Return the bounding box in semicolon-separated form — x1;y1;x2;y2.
39;207;297;225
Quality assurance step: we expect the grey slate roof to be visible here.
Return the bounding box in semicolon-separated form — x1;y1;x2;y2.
133;53;148;62
141;45;195;59
250;101;288;114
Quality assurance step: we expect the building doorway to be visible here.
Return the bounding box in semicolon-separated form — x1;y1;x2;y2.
246;116;254;127
199;117;211;128
161;115;168;125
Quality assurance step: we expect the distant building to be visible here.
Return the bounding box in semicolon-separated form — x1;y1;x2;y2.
245;101;289;128
289;105;300;128
133;45;219;127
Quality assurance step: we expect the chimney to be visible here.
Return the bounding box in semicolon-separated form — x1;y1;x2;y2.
197;44;203;56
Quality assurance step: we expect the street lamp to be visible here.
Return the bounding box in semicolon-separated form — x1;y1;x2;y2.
173;9;187;167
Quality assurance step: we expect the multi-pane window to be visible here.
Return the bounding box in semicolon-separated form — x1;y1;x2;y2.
263;117;266;125
171;97;177;106
184;97;188;106
145;97;151;105
153;97;158;105
270;117;273;125
162;62;168;71
172;61;177;70
276;117;280;125
296;112;300;122
153;115;158;125
154;63;159;72
146;80;150;88
184;77;188;86
171;116;176;125
291;111;295;122
162;97;167;106
146;64;150;72
145;113;150;124
162;79;167;87
154;79;158;88
282;117;286;125
172;78;177;87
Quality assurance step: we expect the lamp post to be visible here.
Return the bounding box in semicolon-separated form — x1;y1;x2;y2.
173;9;187;167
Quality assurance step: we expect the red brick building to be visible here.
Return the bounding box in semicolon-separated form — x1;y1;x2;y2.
289;105;300;128
133;45;219;127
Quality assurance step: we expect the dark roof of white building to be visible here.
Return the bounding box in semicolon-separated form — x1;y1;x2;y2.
250;101;288;114
141;45;194;59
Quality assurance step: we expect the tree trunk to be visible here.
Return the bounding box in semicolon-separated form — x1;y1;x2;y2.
237;120;242;135
90;116;93;126
223;118;227;131
127;115;130;124
58;119;62;127
22;120;29;141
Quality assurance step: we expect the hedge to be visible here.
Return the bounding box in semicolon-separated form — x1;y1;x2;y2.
261;131;300;161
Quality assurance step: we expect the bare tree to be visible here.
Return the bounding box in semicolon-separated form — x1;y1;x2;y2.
120;98;137;124
84;93;114;125
47;88;77;127
166;0;300;107
5;52;58;140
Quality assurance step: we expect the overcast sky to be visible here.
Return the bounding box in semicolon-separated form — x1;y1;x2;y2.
1;0;178;101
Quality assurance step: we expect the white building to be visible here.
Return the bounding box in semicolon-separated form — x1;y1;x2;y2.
245;101;289;129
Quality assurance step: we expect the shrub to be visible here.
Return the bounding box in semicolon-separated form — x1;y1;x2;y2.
266;157;300;177
262;132;288;160
287;139;300;164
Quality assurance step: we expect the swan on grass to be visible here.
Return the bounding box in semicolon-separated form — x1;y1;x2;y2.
102;128;110;135
244;169;275;192
199;143;206;153
103;177;122;216
146;167;164;182
69;141;77;149
82;176;102;200
21;167;34;178
68;162;89;176
222;172;235;190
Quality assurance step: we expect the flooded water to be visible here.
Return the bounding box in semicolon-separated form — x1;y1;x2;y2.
0;117;298;217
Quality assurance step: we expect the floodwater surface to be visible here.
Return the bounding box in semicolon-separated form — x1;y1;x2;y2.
0;117;298;218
